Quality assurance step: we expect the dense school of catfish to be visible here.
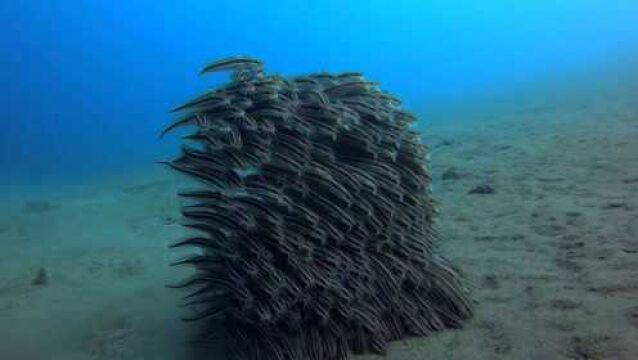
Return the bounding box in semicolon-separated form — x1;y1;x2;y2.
162;56;472;360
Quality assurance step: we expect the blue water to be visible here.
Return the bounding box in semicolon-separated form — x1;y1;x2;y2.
2;0;638;189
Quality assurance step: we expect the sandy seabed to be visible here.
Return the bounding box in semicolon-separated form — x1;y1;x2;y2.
1;64;637;360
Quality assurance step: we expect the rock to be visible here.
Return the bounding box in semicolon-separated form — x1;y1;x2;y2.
620;240;638;254
549;299;582;310
602;202;627;210
568;335;611;360
23;201;57;213
32;267;48;286
468;184;495;194
163;216;178;225
113;258;144;278
629;306;638;328
437;139;455;147
441;167;462;180
492;144;512;151
482;274;499;290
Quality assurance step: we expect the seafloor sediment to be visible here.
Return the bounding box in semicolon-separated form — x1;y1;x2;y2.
0;67;637;359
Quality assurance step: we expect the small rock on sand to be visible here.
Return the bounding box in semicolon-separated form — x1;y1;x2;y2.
32;267;49;286
442;167;462;180
602;202;628;210
469;184;495;194
629;307;638;328
436;139;455;148
23;201;58;213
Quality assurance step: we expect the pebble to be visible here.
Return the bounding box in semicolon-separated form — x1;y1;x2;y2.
469;184;495;194
442;167;462;180
32;267;49;286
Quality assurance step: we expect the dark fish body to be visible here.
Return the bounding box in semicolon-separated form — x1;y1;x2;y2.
200;56;263;75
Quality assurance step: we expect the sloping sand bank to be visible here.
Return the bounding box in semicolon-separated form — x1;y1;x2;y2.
1;63;637;359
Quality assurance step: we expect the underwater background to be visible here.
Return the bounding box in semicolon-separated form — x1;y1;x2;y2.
2;0;638;190
2;1;638;359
